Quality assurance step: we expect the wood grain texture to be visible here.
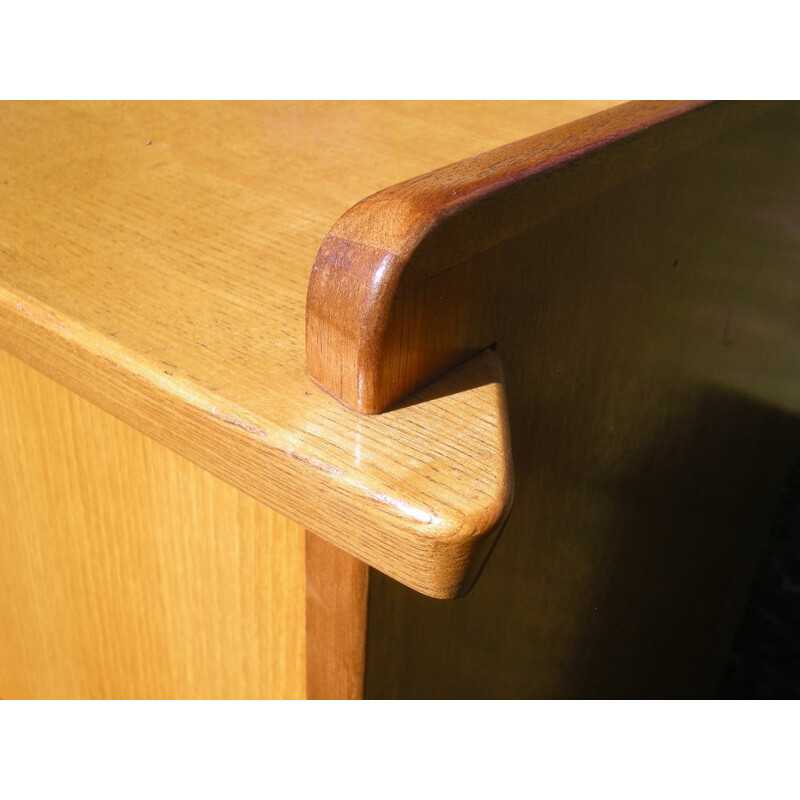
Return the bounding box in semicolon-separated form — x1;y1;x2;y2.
359;103;800;697
306;100;781;414
305;531;368;699
0;101;594;597
11;101;794;699
0;349;305;699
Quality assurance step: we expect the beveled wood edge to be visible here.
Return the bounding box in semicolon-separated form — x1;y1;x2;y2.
307;100;778;414
0;285;512;598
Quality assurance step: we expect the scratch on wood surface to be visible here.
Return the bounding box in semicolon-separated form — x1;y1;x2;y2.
723;307;736;345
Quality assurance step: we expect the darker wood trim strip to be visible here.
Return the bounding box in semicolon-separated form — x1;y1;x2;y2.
305;530;369;699
307;101;778;414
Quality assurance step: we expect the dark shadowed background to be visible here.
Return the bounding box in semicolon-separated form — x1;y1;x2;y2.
717;452;800;698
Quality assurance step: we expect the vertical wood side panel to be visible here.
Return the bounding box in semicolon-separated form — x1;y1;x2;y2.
362;104;800;699
0;350;306;699
305;532;369;699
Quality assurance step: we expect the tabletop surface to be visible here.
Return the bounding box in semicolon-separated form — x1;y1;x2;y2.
0;101;621;596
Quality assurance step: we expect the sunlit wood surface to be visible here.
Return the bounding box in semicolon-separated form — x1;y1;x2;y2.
0;350;305;699
0;101;617;597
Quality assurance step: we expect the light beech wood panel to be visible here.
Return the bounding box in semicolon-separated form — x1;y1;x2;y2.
0;350;305;699
0;101;615;598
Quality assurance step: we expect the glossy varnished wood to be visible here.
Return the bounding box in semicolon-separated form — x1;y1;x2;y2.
0;102;598;597
306;101;780;414
6;101;796;699
0;350;305;699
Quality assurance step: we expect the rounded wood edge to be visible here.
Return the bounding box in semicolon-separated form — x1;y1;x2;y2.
306;234;406;413
1;280;514;599
340;348;515;599
305;101;780;415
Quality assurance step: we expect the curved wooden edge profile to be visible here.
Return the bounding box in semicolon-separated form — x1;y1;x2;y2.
313;347;515;600
306;99;777;415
